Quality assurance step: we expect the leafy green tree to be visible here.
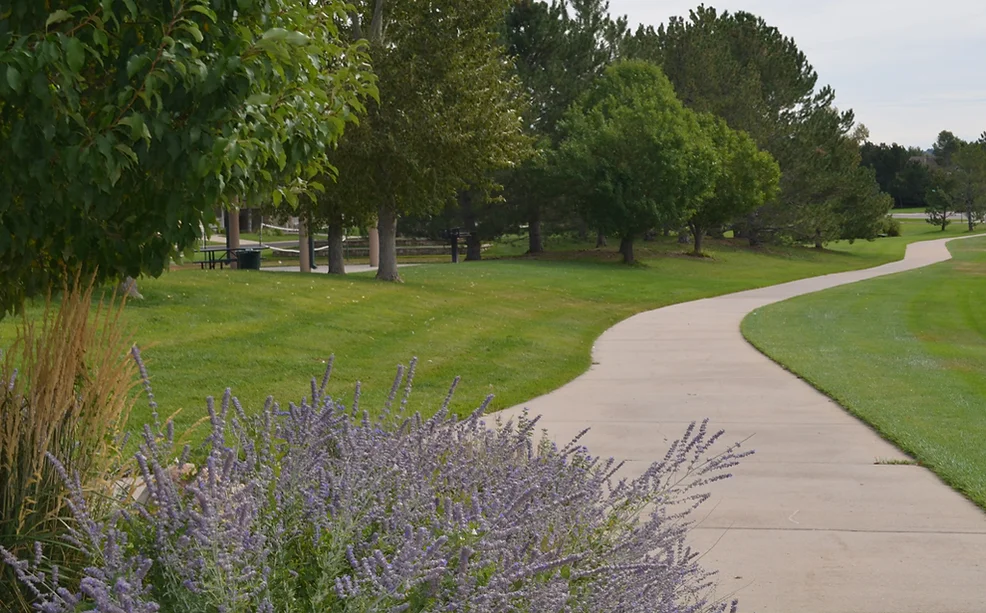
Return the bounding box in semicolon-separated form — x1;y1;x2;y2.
895;156;935;208
625;5;884;247
503;0;622;253
860;142;932;208
687;115;780;255
332;0;527;281
0;0;374;313
933;130;963;167
926;169;955;231
836;164;895;242
628;5;818;147
763;111;890;247
949;141;986;231
555;60;714;264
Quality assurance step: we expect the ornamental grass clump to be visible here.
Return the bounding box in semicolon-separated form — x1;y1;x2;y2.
4;355;751;612
0;278;137;612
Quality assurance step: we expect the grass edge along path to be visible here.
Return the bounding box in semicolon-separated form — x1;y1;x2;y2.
742;235;986;509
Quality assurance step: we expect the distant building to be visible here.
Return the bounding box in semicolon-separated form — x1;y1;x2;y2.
909;152;937;167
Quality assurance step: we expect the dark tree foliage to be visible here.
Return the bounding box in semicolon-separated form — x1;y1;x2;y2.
625;5;888;248
860;142;933;208
0;0;375;313
502;0;623;253
554;61;714;264
327;0;528;281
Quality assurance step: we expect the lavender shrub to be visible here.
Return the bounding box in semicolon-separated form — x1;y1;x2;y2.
2;352;752;612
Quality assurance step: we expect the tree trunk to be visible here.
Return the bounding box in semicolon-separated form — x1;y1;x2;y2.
619;236;634;264
969;206;975;232
460;190;482;261
376;203;401;281
690;223;704;255
745;213;761;246
596;229;607;248
118;276;143;300
228;208;241;248
466;234;482;261
527;208;544;254
327;223;346;274
369;224;379;267
299;218;311;273
814;229;824;250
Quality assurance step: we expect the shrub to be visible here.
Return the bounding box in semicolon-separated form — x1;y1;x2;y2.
883;216;901;237
3;357;751;612
0;279;137;612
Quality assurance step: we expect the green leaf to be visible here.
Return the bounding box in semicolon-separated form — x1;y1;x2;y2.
64;36;85;73
186;24;203;43
186;5;217;21
45;10;73;29
246;93;271;105
119;114;148;142
114;143;138;163
261;28;289;41
122;0;137;18
6;65;21;92
127;55;149;78
285;31;309;46
92;29;108;50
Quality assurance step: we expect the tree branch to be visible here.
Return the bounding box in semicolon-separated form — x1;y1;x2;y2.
369;0;385;42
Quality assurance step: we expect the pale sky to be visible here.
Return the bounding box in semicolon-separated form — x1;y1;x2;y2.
609;0;986;148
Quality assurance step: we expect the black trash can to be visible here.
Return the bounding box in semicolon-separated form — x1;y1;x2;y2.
236;249;261;270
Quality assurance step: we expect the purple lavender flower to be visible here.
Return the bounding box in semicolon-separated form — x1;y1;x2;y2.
3;355;750;613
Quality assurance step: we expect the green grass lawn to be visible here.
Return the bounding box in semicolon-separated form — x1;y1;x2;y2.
0;222;967;441
893;207;927;215
742;234;986;508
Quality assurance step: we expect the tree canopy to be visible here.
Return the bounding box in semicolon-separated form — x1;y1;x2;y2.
554;60;714;263
324;0;529;281
860;142;932;208
501;0;623;253
0;0;375;313
624;5;888;248
687;114;780;255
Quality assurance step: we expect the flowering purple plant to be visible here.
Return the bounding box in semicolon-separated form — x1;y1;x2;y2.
2;350;751;612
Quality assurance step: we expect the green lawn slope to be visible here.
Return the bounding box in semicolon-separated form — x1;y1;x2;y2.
0;221;968;439
743;235;986;508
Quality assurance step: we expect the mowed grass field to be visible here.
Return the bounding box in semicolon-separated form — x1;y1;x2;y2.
0;221;969;439
743;234;986;508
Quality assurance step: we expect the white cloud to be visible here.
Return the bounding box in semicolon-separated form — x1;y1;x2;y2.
608;0;986;147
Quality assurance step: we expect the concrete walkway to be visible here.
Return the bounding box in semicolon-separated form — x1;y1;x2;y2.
892;212;966;220
501;235;986;613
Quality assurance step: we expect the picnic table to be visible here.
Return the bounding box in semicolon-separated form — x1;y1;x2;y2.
197;245;264;270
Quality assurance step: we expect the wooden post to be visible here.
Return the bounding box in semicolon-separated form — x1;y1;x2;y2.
369;223;379;268
299;218;311;273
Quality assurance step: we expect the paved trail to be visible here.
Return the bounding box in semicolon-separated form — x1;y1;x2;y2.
502;235;986;613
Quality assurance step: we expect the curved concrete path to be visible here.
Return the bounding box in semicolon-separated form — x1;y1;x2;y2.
502;235;986;613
